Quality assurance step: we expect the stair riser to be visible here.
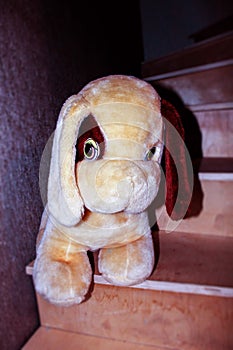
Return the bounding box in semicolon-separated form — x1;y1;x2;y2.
148;65;233;108
36;287;233;350
195;109;233;157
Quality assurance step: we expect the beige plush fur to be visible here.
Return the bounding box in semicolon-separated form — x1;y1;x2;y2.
33;75;164;306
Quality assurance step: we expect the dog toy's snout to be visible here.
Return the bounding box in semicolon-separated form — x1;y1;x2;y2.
98;160;146;209
77;159;153;214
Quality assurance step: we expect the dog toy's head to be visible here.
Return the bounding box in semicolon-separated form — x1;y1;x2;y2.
75;76;164;217
47;75;192;228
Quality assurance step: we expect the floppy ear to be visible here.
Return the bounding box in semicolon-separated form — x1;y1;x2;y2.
47;95;90;227
161;99;193;220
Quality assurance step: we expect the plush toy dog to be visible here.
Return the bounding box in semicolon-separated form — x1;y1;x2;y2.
33;75;191;306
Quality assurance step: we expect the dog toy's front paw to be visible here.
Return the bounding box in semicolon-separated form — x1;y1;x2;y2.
33;251;92;306
98;234;154;286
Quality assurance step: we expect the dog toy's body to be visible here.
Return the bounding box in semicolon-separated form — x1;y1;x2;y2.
36;208;154;305
33;75;191;306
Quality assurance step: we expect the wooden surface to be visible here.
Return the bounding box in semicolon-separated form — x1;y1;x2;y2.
199;158;233;174
143;71;233;159
35;287;233;350
150;231;233;288
141;32;233;78
148;65;233;108
157;180;233;237
26;231;233;349
27;230;233;296
23;326;169;350
194;109;233;158
178;65;232;107
141;38;233;165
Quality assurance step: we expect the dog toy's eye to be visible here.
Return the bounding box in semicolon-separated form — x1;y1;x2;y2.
145;146;156;161
83;138;100;160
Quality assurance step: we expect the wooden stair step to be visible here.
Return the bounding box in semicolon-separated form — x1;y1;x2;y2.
141;33;233;160
141;32;233;111
194;110;233;158
141;32;233;79
141;77;233;158
26;231;233;297
197;157;233;179
143;78;233;158
156;156;233;236
144;64;233;111
32;289;233;350
156;175;233;236
26;231;233;349
149;231;233;289
199;157;233;174
23;326;167;350
92;231;233;296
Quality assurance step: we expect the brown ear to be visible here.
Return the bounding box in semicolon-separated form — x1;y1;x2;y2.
161;99;193;220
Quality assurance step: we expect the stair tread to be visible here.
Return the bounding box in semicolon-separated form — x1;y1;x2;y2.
27;231;233;297
149;231;233;288
22;326;167;350
157;176;232;237
93;231;233;296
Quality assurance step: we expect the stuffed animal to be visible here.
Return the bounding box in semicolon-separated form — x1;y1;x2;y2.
33;75;191;306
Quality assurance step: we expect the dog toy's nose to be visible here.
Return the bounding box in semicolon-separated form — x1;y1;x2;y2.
77;160;150;214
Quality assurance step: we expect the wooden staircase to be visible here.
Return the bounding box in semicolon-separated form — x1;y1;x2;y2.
23;33;233;350
142;32;233;238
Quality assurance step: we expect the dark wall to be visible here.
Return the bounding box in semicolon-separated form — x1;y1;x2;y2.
140;0;233;60
0;1;143;349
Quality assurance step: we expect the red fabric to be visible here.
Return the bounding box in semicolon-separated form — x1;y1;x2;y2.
75;115;105;162
161;99;192;220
